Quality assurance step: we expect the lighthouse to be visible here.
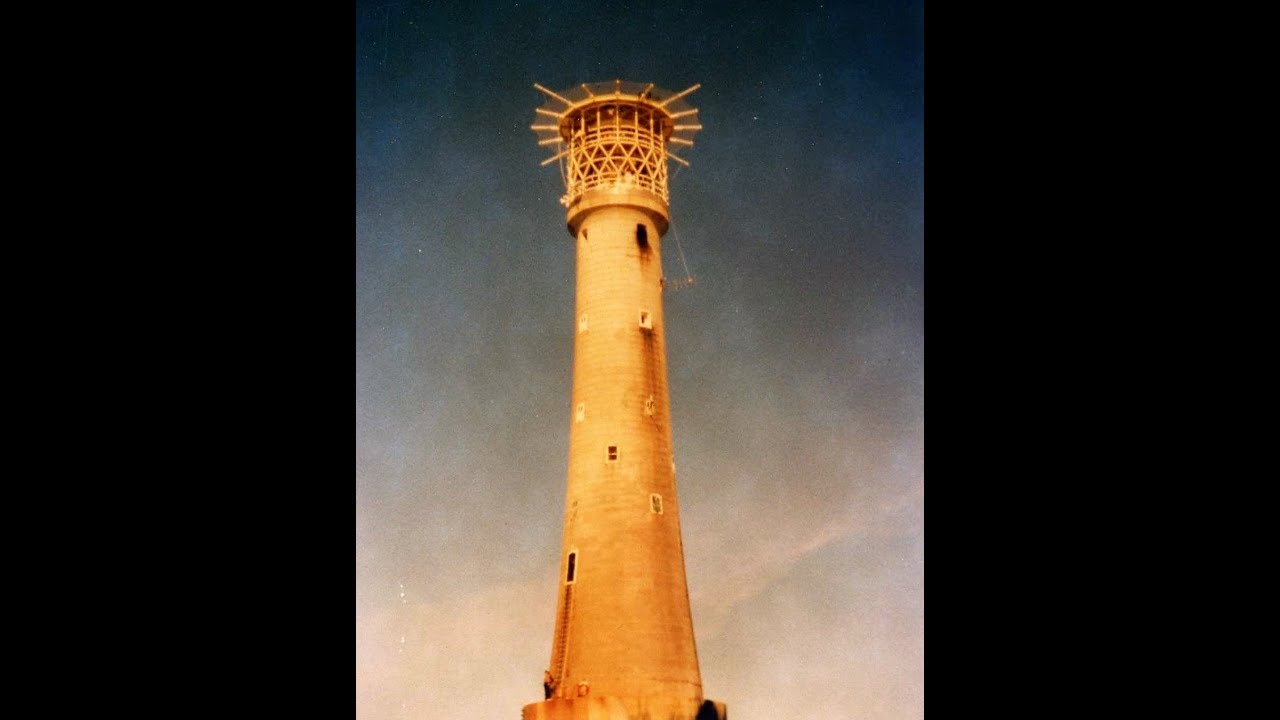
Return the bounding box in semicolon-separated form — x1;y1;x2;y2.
524;80;726;720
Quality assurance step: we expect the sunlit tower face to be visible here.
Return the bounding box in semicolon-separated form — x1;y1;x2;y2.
523;81;725;720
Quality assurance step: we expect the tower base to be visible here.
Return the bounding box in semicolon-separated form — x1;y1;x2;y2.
522;697;726;720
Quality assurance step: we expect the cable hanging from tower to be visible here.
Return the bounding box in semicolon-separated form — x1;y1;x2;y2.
665;163;697;291
665;219;697;291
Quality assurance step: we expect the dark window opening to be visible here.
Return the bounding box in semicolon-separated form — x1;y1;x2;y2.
566;552;576;583
650;494;663;514
636;224;648;247
607;445;618;462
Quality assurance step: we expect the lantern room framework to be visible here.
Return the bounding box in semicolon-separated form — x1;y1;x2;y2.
531;80;703;208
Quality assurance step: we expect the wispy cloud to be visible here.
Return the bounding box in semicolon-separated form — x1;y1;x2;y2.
689;480;922;640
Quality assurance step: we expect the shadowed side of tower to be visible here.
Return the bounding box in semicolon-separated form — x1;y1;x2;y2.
524;81;726;720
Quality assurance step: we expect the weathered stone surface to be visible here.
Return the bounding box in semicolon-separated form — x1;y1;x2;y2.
547;202;704;701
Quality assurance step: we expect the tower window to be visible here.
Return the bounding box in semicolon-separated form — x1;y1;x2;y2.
607;445;618;462
576;403;585;423
566;552;577;583
636;224;648;247
639;310;652;330
650;494;663;514
579;313;588;333
644;395;655;416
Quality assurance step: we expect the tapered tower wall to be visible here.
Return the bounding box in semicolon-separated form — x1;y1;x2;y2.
551;198;701;700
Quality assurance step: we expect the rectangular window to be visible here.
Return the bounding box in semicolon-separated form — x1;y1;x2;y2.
566;552;577;583
579;313;588;333
650;494;663;514
639;310;652;330
607;445;618;462
644;395;655;416
636;224;648;246
576;403;585;423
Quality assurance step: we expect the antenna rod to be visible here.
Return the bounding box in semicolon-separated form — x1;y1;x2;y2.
656;83;701;108
540;149;570;166
534;83;575;106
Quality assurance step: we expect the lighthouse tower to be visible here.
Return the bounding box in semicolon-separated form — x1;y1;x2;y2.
524;81;725;720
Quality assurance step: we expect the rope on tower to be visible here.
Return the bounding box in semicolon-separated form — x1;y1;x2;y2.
661;163;697;290
665;220;697;291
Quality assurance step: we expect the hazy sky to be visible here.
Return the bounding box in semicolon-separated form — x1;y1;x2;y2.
356;1;923;718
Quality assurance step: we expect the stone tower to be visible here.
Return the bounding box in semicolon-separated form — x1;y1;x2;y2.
524;81;726;720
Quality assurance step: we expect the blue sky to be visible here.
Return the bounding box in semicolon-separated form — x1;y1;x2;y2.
356;2;922;717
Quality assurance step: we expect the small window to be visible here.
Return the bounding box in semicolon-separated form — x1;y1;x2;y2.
607;445;618;462
566;552;577;583
650;494;663;514
576;403;585;423
636;224;648;247
639;310;652;330
644;395;655;416
579;313;588;333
